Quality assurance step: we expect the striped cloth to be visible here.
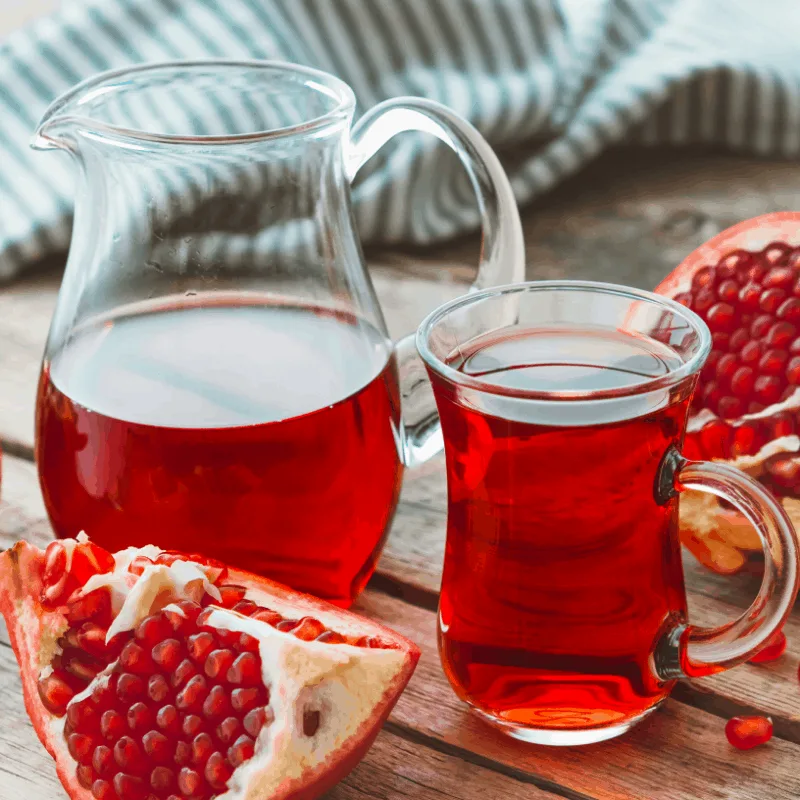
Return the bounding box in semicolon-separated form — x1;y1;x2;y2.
0;0;798;280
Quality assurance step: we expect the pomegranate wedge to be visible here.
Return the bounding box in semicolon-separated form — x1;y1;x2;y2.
0;536;419;800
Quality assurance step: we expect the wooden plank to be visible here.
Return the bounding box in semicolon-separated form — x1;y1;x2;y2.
3;455;800;800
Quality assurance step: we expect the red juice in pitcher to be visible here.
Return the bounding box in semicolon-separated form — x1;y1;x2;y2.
36;298;403;606
433;325;692;730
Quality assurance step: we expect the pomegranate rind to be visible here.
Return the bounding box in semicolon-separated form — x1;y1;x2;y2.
0;539;421;800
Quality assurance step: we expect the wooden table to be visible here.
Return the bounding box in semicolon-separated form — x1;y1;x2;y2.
2;149;800;800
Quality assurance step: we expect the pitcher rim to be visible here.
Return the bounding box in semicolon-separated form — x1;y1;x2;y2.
33;59;356;147
416;280;712;402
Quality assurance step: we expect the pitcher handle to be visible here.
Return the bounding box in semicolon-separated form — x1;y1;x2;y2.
654;452;800;679
347;98;525;467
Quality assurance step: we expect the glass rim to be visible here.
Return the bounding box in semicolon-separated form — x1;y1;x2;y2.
33;59;356;147
415;279;713;402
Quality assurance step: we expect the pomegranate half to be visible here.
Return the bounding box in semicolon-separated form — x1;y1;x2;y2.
0;536;420;800
656;212;800;573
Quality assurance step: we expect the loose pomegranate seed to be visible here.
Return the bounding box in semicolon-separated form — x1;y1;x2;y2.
716;353;738;382
729;327;749;352
711;331;730;352
725;716;773;750
174;741;191;767
751;315;773;338
778;297;800;323
749;631;787;664
766;321;797;349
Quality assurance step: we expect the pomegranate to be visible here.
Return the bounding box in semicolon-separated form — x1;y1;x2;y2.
724;715;774;750
0;535;419;800
656;212;800;573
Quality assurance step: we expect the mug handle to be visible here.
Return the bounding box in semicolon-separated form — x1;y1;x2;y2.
347;98;525;467
655;451;800;679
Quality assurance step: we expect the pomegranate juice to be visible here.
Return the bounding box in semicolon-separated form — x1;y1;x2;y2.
37;299;403;606
432;326;691;731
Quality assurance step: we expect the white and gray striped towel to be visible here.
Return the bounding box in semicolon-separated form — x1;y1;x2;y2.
0;0;798;280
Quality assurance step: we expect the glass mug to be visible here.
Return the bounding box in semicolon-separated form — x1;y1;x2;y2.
32;60;524;607
417;281;800;745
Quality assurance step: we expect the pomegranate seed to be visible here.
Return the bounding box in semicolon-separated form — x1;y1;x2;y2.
692;266;716;291
763;242;792;266
77;763;96;788
174;740;191;767
92;744;114;778
293;617;326;641
42;542;69;601
725;716;773;750
316;630;347;644
67;732;95;764
205;750;232;790
164;600;202;635
66;589;111;625
67;698;99;733
276;619;299;632
191;732;214;766
205;649;236;679
100;709;126;740
237;633;260;653
251;609;282;625
303;709;321;736
695;288;716;313
231;600;259;616
766;321;797;348
152;639;183;671
217;716;242;745
202;684;231;719
707;302;735;331
718;396;744;419
156;704;180;735
231;687;261;713
217;585;247;608
738;282;762;310
754;375;783;405
731;422;764;457
182;714;205;739
113;772;148;800
749;401;766;413
115;735;146;772
750;631;787;664
126;702;153;733
730;366;755;396
76;624;109;658
751;315;773;338
711;331;731;352
699;420;732;456
777;296;800;323
147;673;170;703
355;635;386;648
770;412;796;438
171;658;199;689
759;348;789;375
764;455;800;489
91;779;115;800
674;292;693;307
717;279;739;302
227;652;261;686
128;556;154;576
243;707;271;738
142;730;172;764
63;653;103;683
763;266;794;289
228;734;255;767
178;767;204;798
117;673;145;703
715;353;738;382
177;674;210;712
729;327;749;352
150;765;176;793
38;672;76;715
134;614;173;646
787;356;800;385
187;631;216;662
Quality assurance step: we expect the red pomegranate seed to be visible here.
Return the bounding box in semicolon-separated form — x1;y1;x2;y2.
171;658;199;689
76;624;109;658
237;633;260;653
113;772;148;800
77;763;96;788
717;396;744;419
128;556;154;576
92;745;114;778
147;673;170;703
729;327;749;352
117;673;145;703
228;734;255;767
751;315;773;338
100;709;126;741
232;600;259;616
777;297;800;323
738;282;762;310
729;366;755;396
787;356;800;385
163;600;202;635
692;266;716;291
759;348;789;375
227;652;261;686
764;455;800;489
763;243;792;267
191;732;214;766
150;765;176;794
674;292;693;307
749;631;787;664
217;716;242;745
699;419;732;456
731;422;765;457
66;589;111;625
38;671;76;716
725;716;773;750
67;732;95;764
174;740;191;767
142;730;172;764
231;687;261;713
205;751;233;790
202;684;231;719
243;707;271;738
715;353;737;382
205;649;236;679
67;698;99;733
182;714;205;738
251;609;282;626
92;674;117;708
706;302;735;331
293;617;326;641
156;704;180;735
754;375;783;405
711;331;731;352
42;542;69;603
216;585;247;608
114;735;145;773
316;630;347;644
176;674;210;712
770;412;796;438
63;653;103;683
763;267;794;289
134;614;173;646
91;779;115;800
766;321;797;349
178;767;205;798
717;279;739;303
187;631;216;662
126;702;153;733
760;288;787;314
152;639;183;671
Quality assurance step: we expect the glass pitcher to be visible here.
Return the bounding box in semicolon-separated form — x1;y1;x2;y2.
32;60;524;607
